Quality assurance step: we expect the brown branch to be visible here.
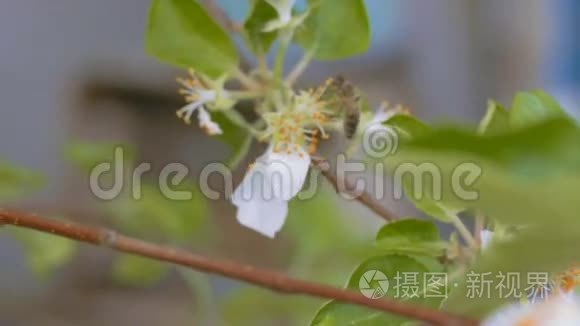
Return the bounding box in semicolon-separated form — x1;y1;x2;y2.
0;210;476;326
311;158;398;222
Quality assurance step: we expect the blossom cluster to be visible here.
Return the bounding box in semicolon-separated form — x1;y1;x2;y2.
173;67;405;238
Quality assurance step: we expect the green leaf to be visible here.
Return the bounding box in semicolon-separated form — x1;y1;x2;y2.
383;115;431;140
295;0;370;60
0;162;44;202
399;118;580;179
401;178;459;223
509;90;568;128
146;0;239;77
375;219;446;257
244;0;279;54
311;255;443;326
377;114;457;223
444;224;580;318
378;117;580;317
112;254;169;286
11;227;76;277
373;114;455;223
478;100;510;135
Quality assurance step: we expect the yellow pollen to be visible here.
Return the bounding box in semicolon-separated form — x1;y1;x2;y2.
516;318;536;326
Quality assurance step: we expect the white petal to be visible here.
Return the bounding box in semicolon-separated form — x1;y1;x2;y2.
197;89;217;102
482;303;534;326
232;163;268;205
371;104;392;124
262;0;294;31
234;197;288;238
265;0;295;19
197;107;223;135
483;295;580;326
266;145;310;201
231;163;288;237
480;230;493;250
230;144;309;237
231;145;310;202
262;19;288;32
177;101;201;123
531;295;580;324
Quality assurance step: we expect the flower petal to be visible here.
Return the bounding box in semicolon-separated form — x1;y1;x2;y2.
197;107;223;135
371;103;392;124
230;144;310;237
234;197;288;238
480;230;493;250
266;146;310;201
176;101;201;124
232;145;310;202
483;295;580;326
232;164;266;205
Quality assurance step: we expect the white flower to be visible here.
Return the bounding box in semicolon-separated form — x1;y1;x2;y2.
366;102;410;131
231;144;310;238
483;294;580;326
195;104;223;135
265;0;294;27
262;0;307;32
371;104;397;124
176;70;229;135
480;229;494;250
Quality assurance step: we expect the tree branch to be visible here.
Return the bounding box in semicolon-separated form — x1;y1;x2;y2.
0;210;476;325
311;158;398;222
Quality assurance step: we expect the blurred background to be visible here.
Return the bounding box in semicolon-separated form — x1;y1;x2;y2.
0;0;578;325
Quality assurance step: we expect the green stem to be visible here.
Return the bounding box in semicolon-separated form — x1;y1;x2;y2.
474;213;485;248
229;90;263;100
178;267;215;326
274;31;292;81
258;54;269;75
448;213;478;249
232;68;260;91
285;51;314;86
222;109;262;137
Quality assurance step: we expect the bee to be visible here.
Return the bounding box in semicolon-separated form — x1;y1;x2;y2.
322;75;361;139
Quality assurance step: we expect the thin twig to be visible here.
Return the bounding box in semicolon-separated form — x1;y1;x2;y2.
199;0;241;33
448;213;478;249
475;213;485;248
0;210;477;326
311;158;398;222
199;0;253;71
286;51;314;86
